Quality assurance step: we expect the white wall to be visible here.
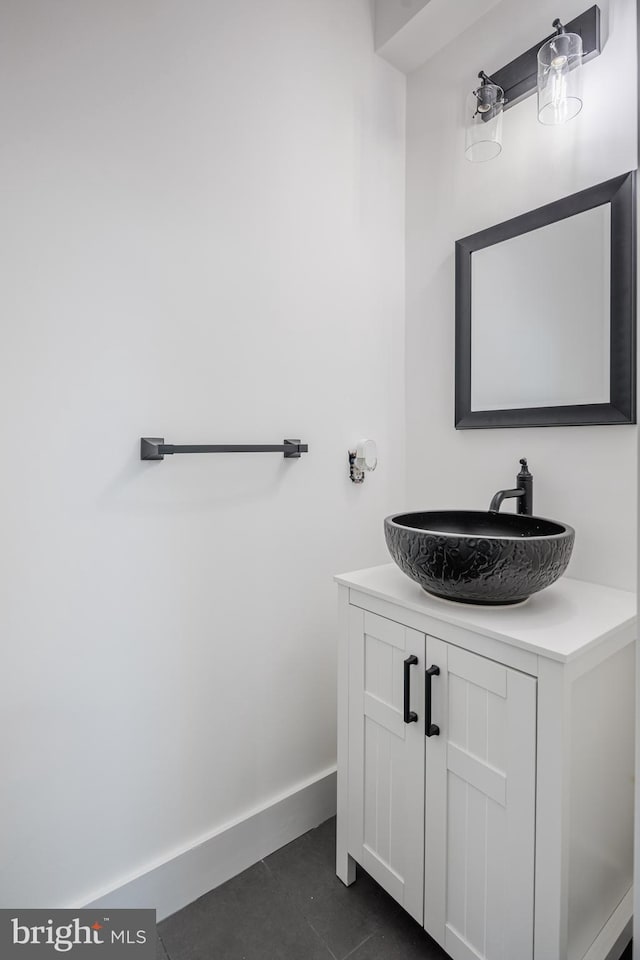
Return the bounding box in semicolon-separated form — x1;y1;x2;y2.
406;0;638;590
0;0;406;907
633;6;640;953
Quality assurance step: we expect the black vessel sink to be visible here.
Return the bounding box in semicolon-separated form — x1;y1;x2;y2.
384;510;574;605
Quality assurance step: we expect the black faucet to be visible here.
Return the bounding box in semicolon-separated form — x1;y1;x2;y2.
489;458;533;516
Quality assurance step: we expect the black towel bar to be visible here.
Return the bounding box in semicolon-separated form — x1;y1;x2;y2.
140;438;308;460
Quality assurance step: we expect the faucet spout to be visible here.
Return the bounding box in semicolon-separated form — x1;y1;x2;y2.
489;488;525;513
488;458;534;515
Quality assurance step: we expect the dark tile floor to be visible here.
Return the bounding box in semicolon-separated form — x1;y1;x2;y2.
158;816;633;960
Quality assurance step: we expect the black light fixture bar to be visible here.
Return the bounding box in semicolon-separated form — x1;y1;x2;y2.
490;5;600;111
141;438;308;460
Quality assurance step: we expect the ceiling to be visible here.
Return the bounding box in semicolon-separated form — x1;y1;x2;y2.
374;0;505;73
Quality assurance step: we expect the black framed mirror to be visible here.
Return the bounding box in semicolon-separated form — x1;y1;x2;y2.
455;171;636;428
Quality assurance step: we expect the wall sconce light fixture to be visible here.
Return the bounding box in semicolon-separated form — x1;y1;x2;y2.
465;72;505;162
466;5;600;161
537;19;584;124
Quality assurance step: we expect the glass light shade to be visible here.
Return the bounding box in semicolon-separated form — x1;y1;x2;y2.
465;84;504;162
537;31;583;124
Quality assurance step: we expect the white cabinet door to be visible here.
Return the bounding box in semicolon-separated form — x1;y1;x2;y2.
424;637;536;960
347;607;425;923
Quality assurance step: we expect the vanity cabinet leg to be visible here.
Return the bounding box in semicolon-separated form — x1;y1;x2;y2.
336;749;355;885
336;585;356;886
336;850;356;886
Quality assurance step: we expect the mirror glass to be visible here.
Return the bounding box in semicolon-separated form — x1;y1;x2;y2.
455;171;635;429
471;205;611;411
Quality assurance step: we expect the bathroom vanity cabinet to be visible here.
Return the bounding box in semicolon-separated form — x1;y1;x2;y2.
335;565;636;960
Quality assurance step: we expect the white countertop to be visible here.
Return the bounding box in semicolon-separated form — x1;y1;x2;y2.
335;564;637;662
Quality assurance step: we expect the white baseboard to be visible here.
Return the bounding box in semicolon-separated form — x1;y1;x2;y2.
584;887;633;960
83;767;337;922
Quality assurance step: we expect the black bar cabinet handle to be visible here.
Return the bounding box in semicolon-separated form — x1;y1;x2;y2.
403;655;418;724
425;665;440;737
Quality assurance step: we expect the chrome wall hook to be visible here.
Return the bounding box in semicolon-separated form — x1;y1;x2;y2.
348;439;378;483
